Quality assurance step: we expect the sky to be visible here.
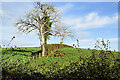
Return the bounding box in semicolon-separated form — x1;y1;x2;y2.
1;0;119;2
0;2;119;51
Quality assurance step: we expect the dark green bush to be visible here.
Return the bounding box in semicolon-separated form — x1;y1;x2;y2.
45;44;73;56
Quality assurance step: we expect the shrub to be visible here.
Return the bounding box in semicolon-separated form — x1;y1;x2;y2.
45;44;73;56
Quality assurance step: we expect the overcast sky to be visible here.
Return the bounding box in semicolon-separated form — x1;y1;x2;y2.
0;2;119;51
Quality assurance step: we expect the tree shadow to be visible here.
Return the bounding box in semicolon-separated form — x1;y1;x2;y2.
31;50;42;55
3;48;42;56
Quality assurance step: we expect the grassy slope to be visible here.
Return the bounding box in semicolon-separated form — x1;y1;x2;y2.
2;47;119;74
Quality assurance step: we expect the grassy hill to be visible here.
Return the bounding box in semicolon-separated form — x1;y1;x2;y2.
1;45;120;79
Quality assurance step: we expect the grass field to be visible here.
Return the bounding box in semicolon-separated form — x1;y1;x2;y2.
1;46;120;79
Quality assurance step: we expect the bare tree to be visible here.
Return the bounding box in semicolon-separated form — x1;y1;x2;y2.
15;2;60;57
54;24;74;44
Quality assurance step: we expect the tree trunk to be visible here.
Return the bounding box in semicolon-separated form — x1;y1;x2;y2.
40;26;45;57
41;44;45;57
60;37;64;44
44;38;47;45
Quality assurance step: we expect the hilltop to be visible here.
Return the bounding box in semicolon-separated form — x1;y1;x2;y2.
2;44;120;79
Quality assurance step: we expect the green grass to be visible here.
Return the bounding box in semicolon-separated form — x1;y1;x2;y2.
2;47;120;79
